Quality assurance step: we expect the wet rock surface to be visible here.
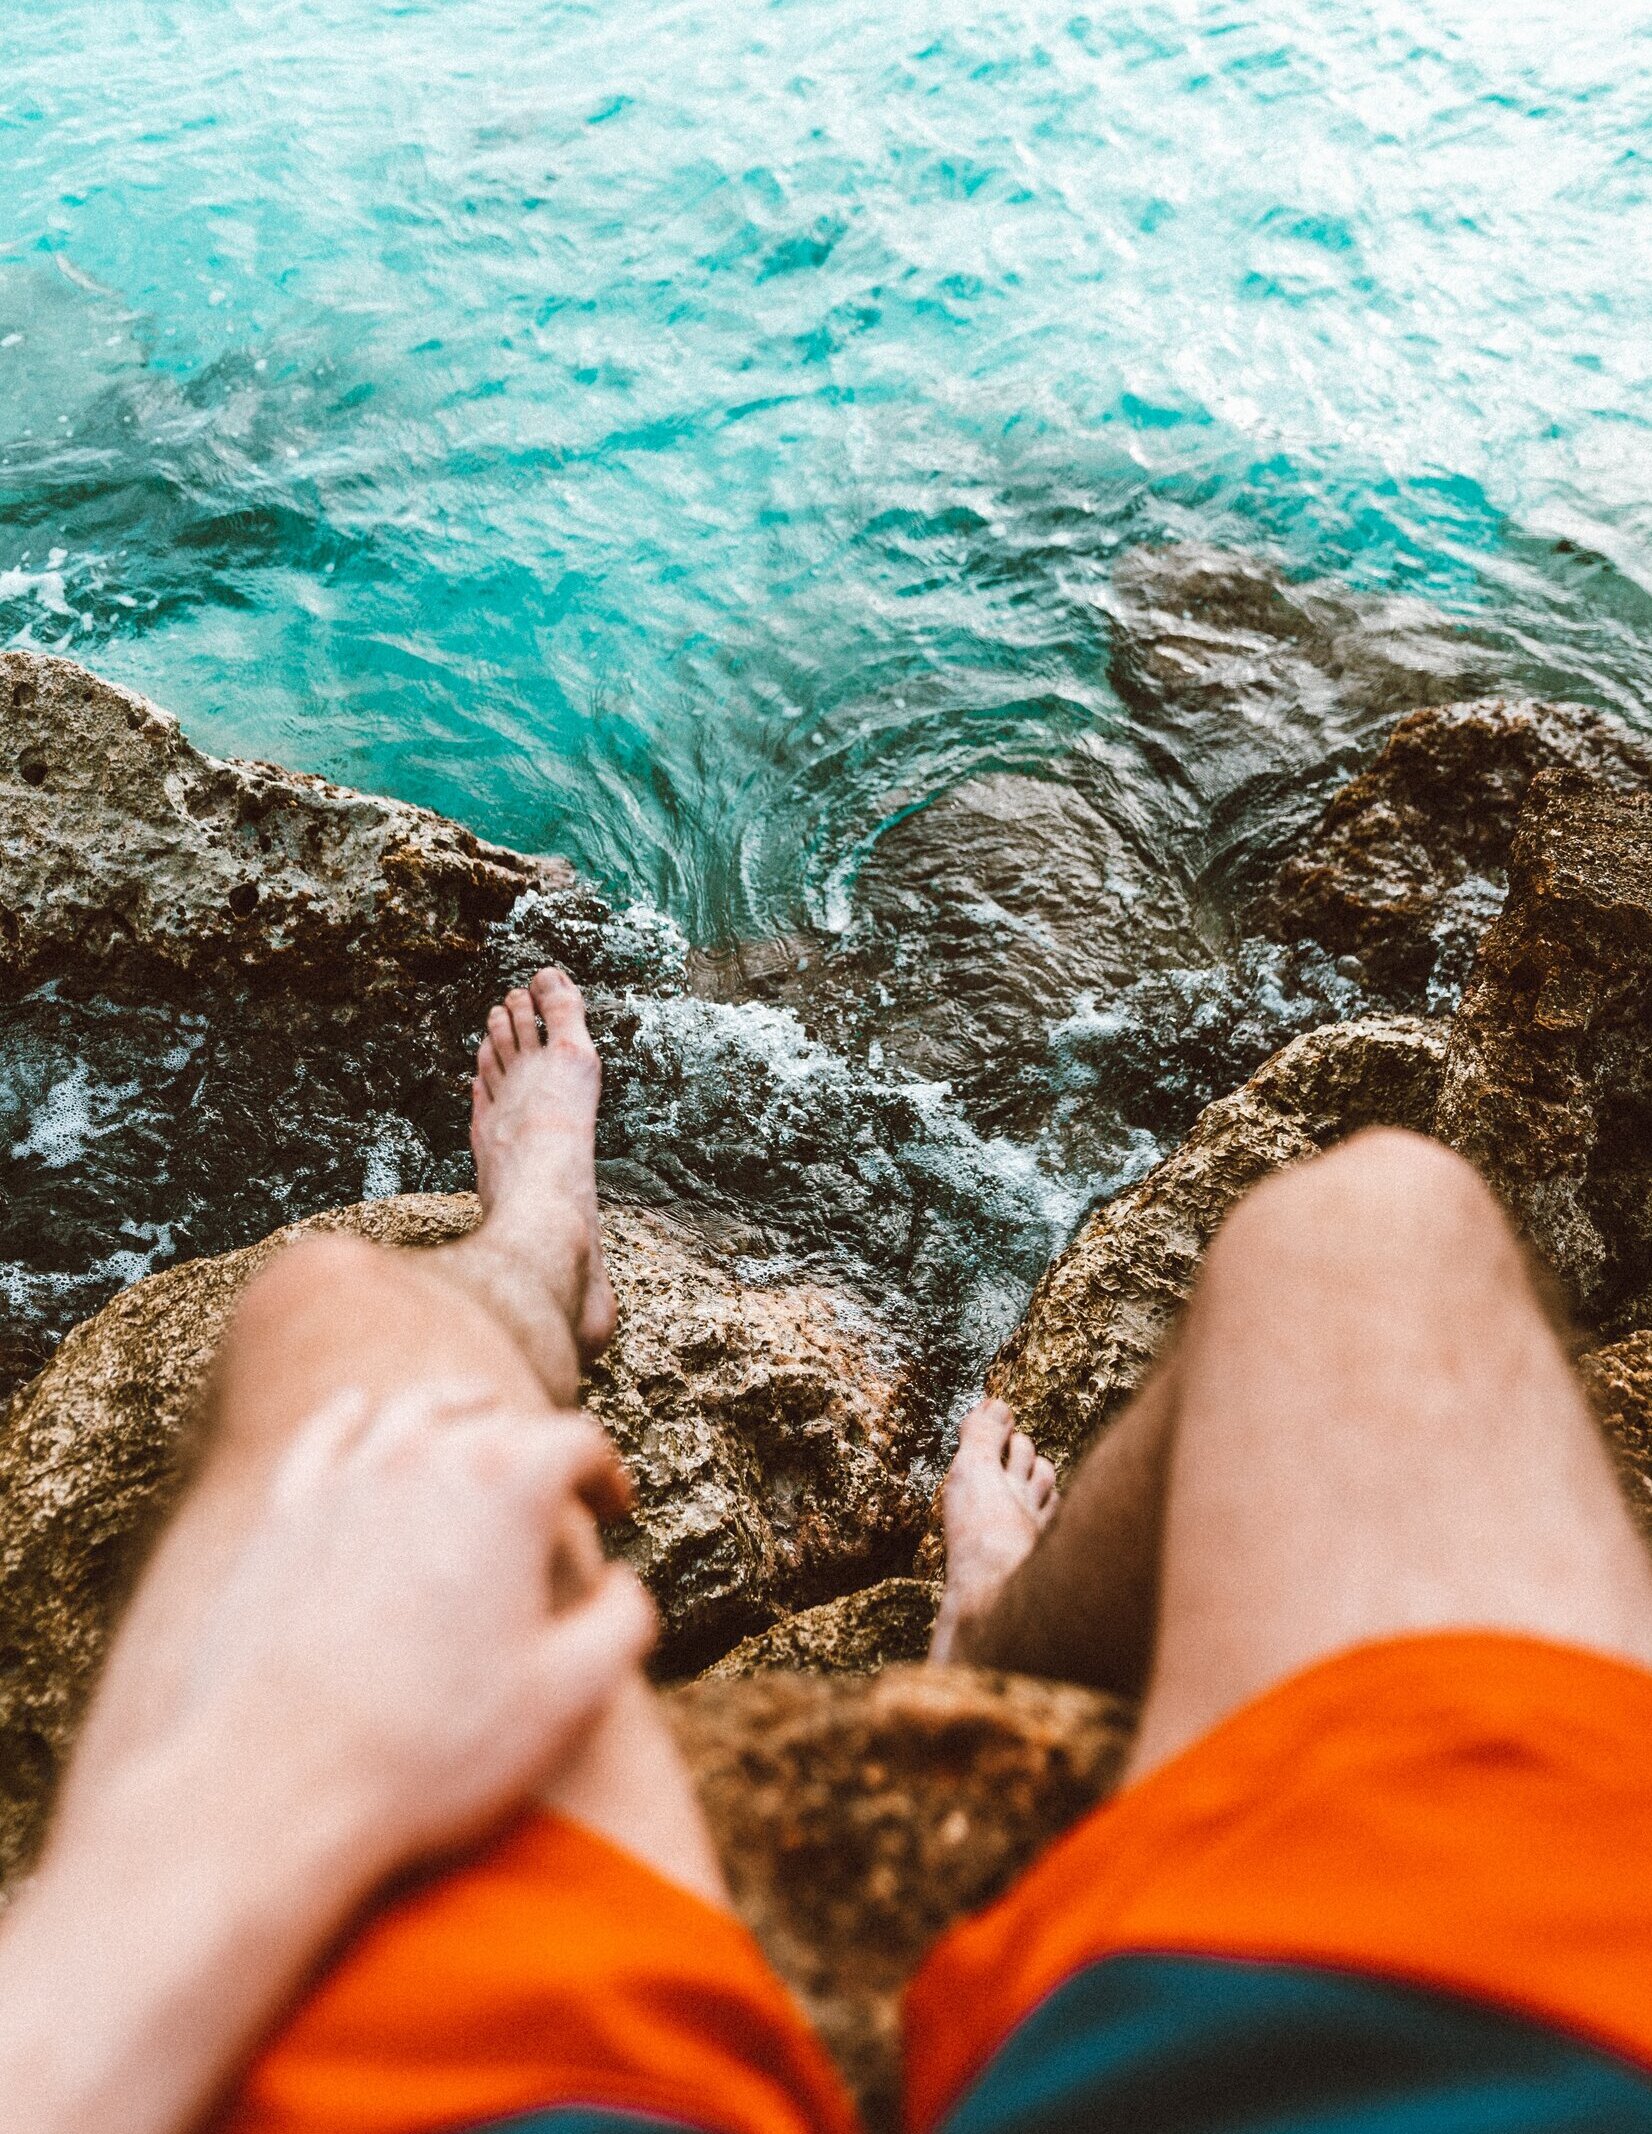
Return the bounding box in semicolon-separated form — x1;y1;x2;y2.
988;1017;1451;1470
1103;542;1492;909
1260;697;1652;1008
1435;772;1652;1337
0;1193;930;1884
670;1663;1134;2131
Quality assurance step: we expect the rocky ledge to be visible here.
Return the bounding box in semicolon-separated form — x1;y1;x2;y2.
6;581;1652;2125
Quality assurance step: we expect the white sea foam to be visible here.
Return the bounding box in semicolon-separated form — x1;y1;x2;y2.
607;987;1088;1382
0;1221;176;1324
8;1059;144;1169
360;1113;426;1201
602;900;689;980
0;560;72;618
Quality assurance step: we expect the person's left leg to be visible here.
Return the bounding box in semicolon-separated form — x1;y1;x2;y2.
926;1370;1170;1692
65;969;856;2134
67;968;722;1908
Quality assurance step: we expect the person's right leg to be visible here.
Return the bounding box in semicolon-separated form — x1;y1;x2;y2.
907;1132;1652;2134
937;1127;1652;1764
1127;1127;1652;1774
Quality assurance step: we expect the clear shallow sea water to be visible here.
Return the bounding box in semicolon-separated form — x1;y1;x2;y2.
2;3;1652;1405
4;0;1651;942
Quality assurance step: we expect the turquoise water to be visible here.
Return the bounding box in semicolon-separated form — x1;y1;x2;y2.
5;1;1652;945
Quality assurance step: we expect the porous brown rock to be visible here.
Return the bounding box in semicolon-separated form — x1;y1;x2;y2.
671;1663;1134;2130
1434;772;1652;1335
1262;697;1652;1005
0;1195;928;1886
586;1214;928;1665
704;1578;941;1680
0;649;609;1005
987;1016;1450;1469
1577;1334;1652;1547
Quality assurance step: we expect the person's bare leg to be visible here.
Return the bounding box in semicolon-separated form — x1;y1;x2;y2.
932;1368;1174;1695
68;968;726;1908
1128;1128;1652;1776
930;1400;1058;1663
933;1127;1652;1789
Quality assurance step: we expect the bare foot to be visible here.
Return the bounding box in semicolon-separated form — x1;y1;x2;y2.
461;967;617;1366
929;1397;1059;1665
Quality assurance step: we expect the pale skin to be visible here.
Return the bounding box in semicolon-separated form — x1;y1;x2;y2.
6;969;1652;2134
0;969;724;2134
933;1126;1652;1784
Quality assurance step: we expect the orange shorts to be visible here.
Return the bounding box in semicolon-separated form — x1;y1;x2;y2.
221;1633;1652;2134
219;1813;859;2134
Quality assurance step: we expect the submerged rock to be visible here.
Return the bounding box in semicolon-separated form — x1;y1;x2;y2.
1105;543;1490;906
1435;772;1652;1336
690;771;1207;1157
687;545;1483;1180
704;1578;941;1681
805;772;1206;1138
987;1016;1450;1470
671;1663;1133;2131
0;1193;928;1885
1261;697;1652;1008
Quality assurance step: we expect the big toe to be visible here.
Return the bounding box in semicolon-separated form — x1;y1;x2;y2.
530;965;590;1048
957;1396;1014;1462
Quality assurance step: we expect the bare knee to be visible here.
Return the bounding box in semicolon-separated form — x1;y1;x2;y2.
1203;1128;1522;1308
206;1232;390;1447
1303;1126;1494;1215
227;1232;384;1354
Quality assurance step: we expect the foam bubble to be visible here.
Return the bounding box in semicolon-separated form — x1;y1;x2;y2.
8;1060;143;1169
601;987;1087;1396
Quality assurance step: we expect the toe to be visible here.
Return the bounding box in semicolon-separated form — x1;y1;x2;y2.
470;1072;491;1120
531;965;590;1048
477;1034;505;1098
1007;1430;1037;1483
506;986;539;1054
578;1264;618;1358
958;1396;1013;1458
488;1002;517;1062
1030;1456;1058;1512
